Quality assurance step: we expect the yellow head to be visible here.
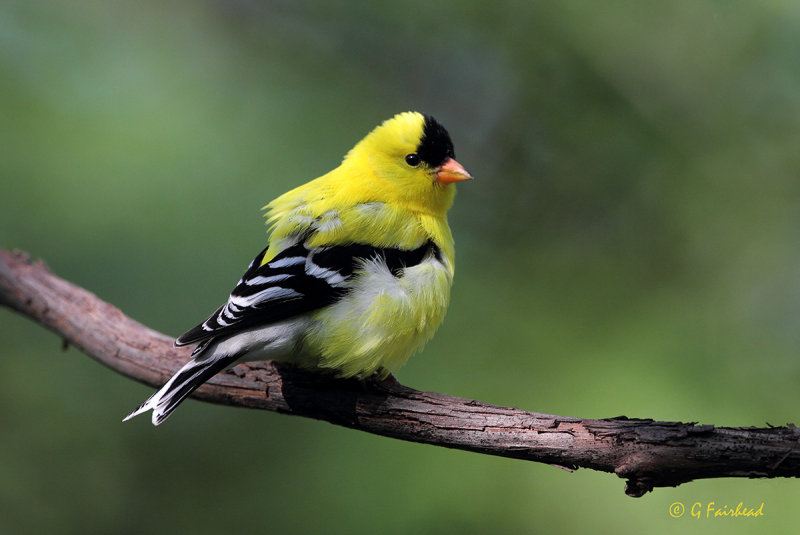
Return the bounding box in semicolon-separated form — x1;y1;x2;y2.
342;111;472;217
263;112;470;263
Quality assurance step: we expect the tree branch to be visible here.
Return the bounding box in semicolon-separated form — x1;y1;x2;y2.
2;248;799;497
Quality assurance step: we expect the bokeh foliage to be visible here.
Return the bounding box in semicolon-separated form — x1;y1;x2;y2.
2;1;799;533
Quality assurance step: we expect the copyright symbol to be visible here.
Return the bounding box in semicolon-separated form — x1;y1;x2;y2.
669;502;685;518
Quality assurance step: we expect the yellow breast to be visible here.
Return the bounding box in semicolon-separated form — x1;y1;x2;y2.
299;248;453;378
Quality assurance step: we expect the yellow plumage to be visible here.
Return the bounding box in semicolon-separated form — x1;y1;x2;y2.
125;111;471;424
263;111;457;260
264;112;465;378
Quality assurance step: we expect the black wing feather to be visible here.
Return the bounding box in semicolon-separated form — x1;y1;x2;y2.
175;239;440;346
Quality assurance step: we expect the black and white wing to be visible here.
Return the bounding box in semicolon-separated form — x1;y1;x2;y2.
175;237;440;347
175;239;341;346
125;236;441;425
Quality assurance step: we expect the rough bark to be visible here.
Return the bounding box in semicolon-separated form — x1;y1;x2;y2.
2;248;799;497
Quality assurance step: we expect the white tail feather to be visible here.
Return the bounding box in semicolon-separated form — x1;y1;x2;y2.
123;318;310;425
122;350;236;425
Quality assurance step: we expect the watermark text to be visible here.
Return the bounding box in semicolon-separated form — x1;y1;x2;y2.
669;501;764;519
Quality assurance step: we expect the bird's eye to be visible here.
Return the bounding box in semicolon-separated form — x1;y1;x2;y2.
405;153;420;167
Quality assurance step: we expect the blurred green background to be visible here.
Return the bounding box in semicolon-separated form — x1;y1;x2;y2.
2;1;799;533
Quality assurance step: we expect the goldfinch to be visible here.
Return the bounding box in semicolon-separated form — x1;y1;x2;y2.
124;111;471;425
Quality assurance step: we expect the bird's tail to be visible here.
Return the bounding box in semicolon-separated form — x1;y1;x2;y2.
123;343;238;426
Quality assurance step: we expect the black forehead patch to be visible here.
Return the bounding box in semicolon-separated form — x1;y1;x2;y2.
416;115;455;168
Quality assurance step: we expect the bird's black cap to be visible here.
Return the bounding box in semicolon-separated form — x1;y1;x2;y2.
416;115;455;168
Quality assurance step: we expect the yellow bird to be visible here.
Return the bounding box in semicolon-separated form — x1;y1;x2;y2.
124;111;472;425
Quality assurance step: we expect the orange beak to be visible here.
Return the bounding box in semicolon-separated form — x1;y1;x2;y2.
435;157;473;184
